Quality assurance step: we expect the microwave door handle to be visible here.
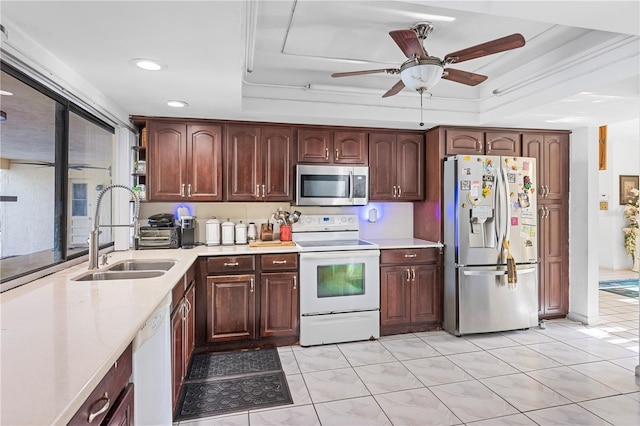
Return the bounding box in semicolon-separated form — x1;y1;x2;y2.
349;171;354;202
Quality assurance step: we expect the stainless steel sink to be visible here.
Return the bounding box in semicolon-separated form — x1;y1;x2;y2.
106;259;177;272
74;270;166;281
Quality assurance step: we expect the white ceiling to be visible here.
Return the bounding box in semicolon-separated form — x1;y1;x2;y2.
1;0;639;133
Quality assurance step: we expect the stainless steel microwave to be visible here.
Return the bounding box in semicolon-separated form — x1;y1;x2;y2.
295;164;369;206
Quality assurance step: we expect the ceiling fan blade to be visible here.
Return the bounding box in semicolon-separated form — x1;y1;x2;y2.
382;80;406;98
389;29;426;58
444;33;525;64
442;68;488;86
331;68;398;78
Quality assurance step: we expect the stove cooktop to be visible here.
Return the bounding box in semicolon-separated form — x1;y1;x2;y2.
295;239;378;252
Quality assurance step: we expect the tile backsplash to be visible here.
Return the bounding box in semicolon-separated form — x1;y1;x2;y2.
139;202;414;243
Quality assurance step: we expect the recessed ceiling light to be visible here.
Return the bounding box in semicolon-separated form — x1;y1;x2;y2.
130;58;167;71
167;100;189;108
0;90;13;96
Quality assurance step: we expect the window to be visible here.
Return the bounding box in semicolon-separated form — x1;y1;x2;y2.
0;63;115;285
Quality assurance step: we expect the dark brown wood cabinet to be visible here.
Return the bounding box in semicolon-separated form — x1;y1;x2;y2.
522;132;570;319
69;345;133;426
170;265;197;414
444;128;521;156
297;128;368;164
369;132;424;201
147;121;222;201
206;274;257;342
260;253;298;338
225;124;293;201
380;248;441;335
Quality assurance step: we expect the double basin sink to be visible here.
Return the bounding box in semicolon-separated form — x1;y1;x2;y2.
74;259;177;281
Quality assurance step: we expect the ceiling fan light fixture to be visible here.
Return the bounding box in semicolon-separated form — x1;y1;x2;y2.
400;59;443;91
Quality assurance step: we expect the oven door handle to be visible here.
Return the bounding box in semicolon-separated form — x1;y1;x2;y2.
299;249;380;260
349;170;354;202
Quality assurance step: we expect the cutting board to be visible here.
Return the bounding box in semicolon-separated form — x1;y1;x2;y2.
249;240;296;247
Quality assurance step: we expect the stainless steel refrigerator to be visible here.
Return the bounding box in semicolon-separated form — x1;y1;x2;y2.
443;155;539;336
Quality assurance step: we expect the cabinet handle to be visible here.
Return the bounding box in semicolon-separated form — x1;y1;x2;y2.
87;393;110;423
406;269;411;281
181;300;187;320
272;260;287;264
545;185;550;197
477;140;483;152
325;148;329;160
224;262;239;267
486;141;492;152
187;183;192;198
180;184;186;197
250;278;254;293
393;186;397;197
293;275;297;290
262;184;266;198
335;148;339;160
411;268;416;281
256;184;260;197
397;186;402;197
404;253;417;258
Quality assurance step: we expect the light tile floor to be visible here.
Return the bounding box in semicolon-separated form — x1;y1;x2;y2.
179;269;640;425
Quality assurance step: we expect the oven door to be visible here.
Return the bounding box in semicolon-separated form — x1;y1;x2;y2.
299;249;380;315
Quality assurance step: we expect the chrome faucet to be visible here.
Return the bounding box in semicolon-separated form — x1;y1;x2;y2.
88;184;140;270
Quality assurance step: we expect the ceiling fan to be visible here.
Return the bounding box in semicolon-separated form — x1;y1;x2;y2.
331;22;526;98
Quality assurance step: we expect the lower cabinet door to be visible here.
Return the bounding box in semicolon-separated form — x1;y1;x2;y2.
380;266;411;326
411;264;440;323
260;272;298;337
103;383;134;426
206;275;256;342
170;305;184;413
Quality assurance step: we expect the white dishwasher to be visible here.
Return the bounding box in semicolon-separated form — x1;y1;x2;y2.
132;294;172;425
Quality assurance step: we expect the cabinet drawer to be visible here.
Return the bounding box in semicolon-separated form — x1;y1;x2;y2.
68;344;132;425
380;248;439;265
207;255;255;274
261;253;298;271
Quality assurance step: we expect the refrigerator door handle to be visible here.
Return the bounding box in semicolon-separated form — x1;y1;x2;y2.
501;166;512;243
494;164;504;249
463;267;536;277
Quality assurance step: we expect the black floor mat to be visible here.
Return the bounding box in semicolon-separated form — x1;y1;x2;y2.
187;348;283;379
174;349;293;421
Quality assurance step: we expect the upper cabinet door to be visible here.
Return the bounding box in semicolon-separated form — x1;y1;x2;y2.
225;125;261;201
333;131;368;164
261;126;294;201
187;125;222;201
445;129;484;155
369;133;396;201
148;122;187;201
485;132;521;156
297;128;332;163
522;133;568;202
395;133;424;201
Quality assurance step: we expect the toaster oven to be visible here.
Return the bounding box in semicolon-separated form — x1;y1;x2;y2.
137;226;180;249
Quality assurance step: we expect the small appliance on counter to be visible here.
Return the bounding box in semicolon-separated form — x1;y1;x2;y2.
205;217;221;246
138;213;179;249
179;215;196;249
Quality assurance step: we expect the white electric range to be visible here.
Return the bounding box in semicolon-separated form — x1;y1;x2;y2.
292;214;380;346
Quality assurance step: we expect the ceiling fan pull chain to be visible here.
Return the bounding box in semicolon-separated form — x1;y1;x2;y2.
419;88;424;127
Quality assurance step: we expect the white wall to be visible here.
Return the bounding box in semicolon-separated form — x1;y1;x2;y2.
598;118;640;270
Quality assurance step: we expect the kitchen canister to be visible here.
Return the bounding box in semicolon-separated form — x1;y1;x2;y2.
247;222;257;241
221;219;235;245
235;221;247;245
205;217;220;246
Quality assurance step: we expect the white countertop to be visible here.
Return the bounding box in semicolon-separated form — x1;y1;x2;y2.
0;239;438;424
366;238;443;249
0;244;297;425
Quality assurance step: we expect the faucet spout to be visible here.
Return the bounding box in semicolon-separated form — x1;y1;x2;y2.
88;184;140;270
